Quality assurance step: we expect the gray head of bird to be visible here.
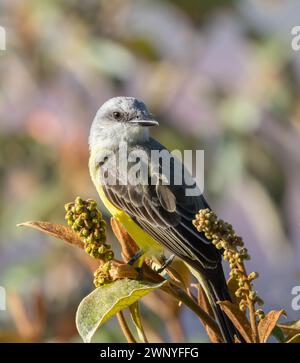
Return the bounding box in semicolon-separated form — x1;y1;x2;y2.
89;97;159;150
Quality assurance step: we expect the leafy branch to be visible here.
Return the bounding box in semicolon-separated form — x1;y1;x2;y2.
17;198;300;343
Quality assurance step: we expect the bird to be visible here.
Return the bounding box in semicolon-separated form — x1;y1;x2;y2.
89;96;238;343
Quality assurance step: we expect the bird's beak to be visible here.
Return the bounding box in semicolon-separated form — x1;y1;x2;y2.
129;119;159;127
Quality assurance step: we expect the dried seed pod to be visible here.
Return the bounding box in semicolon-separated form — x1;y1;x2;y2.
239;303;246;312
248;272;259;281
255;309;265;320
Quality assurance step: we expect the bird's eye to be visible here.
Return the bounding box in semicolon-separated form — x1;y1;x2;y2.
113;111;122;120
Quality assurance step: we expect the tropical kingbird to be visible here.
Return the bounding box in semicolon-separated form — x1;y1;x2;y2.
89;96;237;343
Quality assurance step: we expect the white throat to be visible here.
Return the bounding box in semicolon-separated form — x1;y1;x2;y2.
89;122;149;152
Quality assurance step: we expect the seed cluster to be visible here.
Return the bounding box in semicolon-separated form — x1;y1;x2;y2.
193;208;264;319
93;262;112;287
65;197;114;261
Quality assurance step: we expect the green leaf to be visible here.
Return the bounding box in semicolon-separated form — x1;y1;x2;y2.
129;302;148;343
76;278;167;342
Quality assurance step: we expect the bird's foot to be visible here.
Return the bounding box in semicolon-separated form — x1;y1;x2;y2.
127;249;144;266
156;254;175;274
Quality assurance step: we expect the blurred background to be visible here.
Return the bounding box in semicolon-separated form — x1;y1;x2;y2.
1;0;300;342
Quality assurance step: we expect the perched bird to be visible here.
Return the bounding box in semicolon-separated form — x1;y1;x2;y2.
89;96;237;342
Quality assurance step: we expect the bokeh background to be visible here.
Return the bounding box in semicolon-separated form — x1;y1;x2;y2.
1;0;300;342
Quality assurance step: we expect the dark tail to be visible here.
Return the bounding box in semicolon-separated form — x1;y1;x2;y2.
206;279;244;343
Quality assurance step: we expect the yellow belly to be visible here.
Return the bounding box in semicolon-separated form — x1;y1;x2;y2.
90;160;163;257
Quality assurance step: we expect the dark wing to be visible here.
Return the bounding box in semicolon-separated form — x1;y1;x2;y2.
97;140;223;277
97;141;242;342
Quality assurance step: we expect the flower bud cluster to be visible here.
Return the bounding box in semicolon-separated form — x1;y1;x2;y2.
65;197;113;261
193;209;264;315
